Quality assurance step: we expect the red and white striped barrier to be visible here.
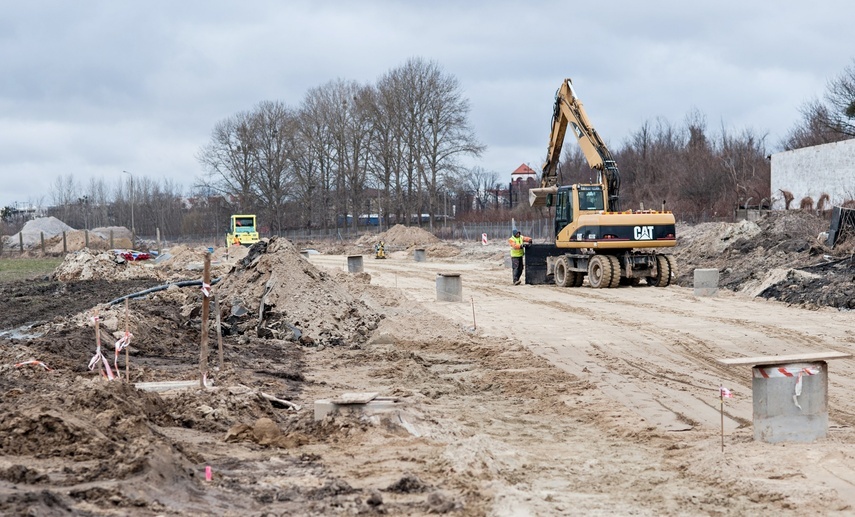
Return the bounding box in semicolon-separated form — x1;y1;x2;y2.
481;233;488;245
752;363;820;378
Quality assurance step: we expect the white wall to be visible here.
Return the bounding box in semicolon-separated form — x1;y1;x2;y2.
770;139;855;210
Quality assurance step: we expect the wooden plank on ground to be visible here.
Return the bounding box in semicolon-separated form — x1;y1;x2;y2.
331;392;380;404
717;351;852;367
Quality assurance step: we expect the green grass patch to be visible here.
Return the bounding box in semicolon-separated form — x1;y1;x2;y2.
0;257;64;283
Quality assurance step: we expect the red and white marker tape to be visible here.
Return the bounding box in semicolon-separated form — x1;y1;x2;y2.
114;331;133;372
15;360;52;371
89;345;115;381
753;363;821;409
200;282;211;298
752;364;820;378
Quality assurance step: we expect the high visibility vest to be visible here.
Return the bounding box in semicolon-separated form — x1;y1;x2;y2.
509;235;525;257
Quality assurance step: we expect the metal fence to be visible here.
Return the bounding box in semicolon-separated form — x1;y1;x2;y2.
271;218;555;244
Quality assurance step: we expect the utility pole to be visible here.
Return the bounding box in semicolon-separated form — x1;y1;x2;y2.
123;170;135;243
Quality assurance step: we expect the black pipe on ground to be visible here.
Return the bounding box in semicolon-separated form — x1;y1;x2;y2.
107;278;222;306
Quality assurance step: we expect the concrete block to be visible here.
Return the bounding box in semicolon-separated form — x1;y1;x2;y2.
753;362;828;443
436;273;462;302
313;398;399;421
347;255;364;273
693;268;719;296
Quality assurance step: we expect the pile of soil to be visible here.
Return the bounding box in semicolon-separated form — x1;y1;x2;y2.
3;216;73;249
355;224;439;248
673;210;855;309
43;229;134;254
53;249;161;282
214;237;381;347
0;231;469;515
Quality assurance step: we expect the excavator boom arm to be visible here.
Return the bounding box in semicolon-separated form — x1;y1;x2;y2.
536;78;621;211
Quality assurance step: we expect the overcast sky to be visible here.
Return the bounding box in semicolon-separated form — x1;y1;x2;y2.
2;1;853;209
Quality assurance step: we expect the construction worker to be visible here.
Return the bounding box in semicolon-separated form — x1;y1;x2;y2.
374;240;386;259
508;228;532;285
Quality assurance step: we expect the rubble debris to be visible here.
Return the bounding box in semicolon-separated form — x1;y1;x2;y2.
213;237;381;346
53;249;159;282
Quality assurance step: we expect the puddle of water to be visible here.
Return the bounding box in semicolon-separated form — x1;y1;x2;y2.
0;323;45;340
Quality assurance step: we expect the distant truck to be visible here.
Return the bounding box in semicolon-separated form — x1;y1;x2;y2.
226;214;260;247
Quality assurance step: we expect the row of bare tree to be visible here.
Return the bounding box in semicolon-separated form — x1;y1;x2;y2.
5;58;854;238
196;57;484;234
555;111;772;223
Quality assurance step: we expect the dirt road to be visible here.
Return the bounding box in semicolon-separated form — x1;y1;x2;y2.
311;250;855;514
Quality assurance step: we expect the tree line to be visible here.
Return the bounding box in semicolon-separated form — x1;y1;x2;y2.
196;57;484;235
4;58;854;238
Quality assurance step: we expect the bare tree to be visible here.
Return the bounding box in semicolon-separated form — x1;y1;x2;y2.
465;166;499;211
251;100;295;234
419;59;485;228
781;59;855;150
196;111;259;212
298;85;342;231
49;174;79;223
364;81;404;229
824;59;855;137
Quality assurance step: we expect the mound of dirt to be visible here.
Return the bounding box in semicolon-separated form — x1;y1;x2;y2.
153;244;248;278
356;224;439;248
41;229;135;254
54;249;159;282
3;216;73;249
214;237;381;347
674;211;854;309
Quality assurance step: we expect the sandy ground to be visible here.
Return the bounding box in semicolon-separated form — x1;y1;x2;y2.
1;217;855;516
307;247;855;515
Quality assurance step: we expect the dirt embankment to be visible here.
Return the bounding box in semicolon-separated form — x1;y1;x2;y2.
673;211;855;309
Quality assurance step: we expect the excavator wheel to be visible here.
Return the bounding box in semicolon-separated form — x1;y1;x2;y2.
606;255;621;288
664;255;676;282
554;256;577;287
646;254;672;287
587;255;617;289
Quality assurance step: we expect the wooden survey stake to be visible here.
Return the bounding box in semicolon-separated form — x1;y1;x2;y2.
199;251;211;388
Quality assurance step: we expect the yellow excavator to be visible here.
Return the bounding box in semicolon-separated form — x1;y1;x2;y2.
526;78;676;288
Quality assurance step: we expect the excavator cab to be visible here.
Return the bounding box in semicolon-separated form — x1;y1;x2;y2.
554;187;574;237
578;186;604;211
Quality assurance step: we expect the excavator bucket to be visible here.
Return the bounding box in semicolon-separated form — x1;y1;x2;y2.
529;187;558;207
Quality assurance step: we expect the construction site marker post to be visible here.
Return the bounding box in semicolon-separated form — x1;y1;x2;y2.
199;251;211;388
720;386;724;452
214;294;224;371
94;308;102;377
124;299;130;382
